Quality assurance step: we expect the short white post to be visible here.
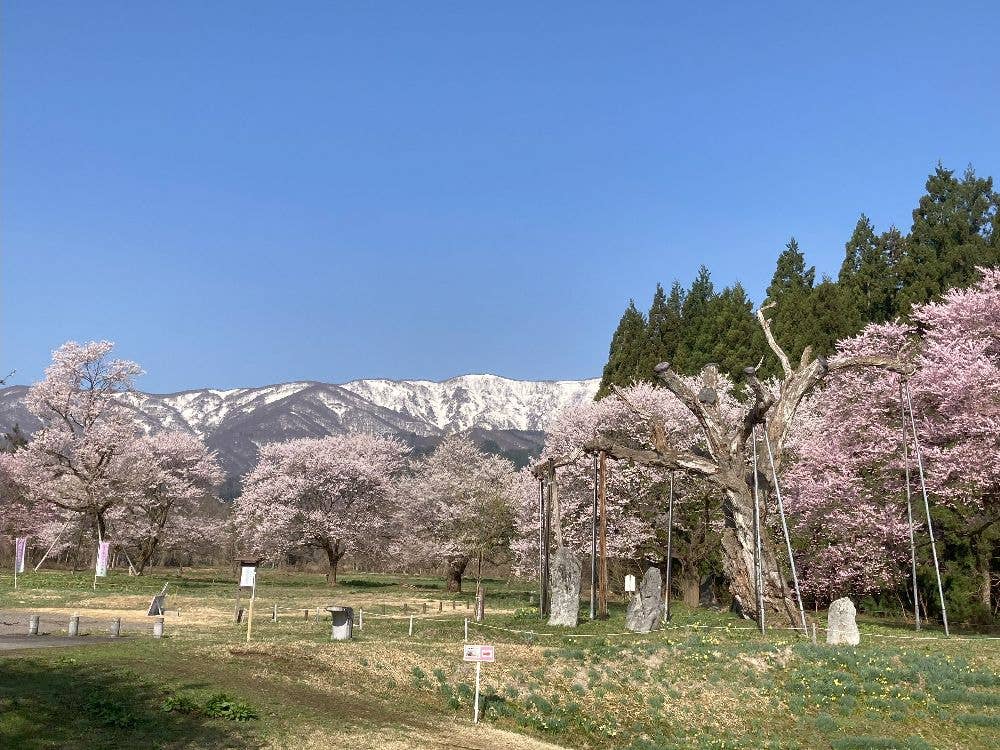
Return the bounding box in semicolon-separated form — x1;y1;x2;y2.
68;615;79;637
464;618;469;643
473;661;482;724
110;618;121;638
358;608;364;630
811;623;817;645
272;604;278;622
408;615;414;636
28;615;39;635
153;617;164;639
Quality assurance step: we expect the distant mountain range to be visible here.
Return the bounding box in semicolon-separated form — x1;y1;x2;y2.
0;375;599;492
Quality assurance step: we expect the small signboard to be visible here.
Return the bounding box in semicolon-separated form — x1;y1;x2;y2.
625;574;637;593
463;644;495;662
239;564;256;588
147;584;169;616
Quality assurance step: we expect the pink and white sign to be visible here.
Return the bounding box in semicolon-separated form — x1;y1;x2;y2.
463;644;495;662
14;537;27;574
95;541;111;577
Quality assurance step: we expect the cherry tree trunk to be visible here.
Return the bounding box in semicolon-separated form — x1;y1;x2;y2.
720;485;800;628
324;541;345;585
446;556;469;593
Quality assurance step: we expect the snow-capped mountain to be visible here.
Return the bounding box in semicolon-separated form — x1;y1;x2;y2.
0;375;599;486
341;374;599;432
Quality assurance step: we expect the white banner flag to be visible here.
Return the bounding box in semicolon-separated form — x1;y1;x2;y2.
14;537;27;574
95;541;111;577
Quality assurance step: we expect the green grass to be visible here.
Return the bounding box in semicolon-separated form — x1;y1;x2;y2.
2;567;999;749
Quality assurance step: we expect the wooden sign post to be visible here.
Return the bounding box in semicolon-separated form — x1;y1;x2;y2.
235;558;263;641
463;644;495;724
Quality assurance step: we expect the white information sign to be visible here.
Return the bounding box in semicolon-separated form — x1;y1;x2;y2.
463;644;495;662
239;564;256;588
462;644;495;724
624;574;637;593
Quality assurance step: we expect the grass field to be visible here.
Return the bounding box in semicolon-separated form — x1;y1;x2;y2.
1;568;998;749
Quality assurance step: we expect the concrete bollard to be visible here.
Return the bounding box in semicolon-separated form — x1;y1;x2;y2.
110;618;121;638
68;615;80;637
28;614;39;635
153;617;164;639
811;623;817;645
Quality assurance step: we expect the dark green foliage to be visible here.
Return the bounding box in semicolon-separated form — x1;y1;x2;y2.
839;214;896;323
895;164;1000;313
596;300;647;398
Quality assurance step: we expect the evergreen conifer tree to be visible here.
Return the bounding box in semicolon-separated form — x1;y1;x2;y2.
839;214;895;324
596;300;647;399
640;281;684;379
896;164;1000;312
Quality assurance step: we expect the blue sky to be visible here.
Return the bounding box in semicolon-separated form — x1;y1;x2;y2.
3;2;998;392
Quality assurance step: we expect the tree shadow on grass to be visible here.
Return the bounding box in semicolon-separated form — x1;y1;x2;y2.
0;656;261;749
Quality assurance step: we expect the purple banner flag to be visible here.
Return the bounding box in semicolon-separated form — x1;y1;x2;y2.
95;541;111;577
15;537;27;574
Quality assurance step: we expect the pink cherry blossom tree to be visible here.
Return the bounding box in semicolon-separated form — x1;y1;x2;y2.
396;436;519;592
785;268;1000;610
515;381;731;605
233;433;408;583
111;431;225;573
8;341;145;540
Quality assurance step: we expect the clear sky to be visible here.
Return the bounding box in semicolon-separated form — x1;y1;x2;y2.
3;2;998;392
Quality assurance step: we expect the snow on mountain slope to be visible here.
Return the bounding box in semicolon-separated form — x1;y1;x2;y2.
1;374;598;480
341;374;600;432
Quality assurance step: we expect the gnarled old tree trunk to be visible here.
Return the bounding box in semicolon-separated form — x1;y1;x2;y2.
586;303;913;628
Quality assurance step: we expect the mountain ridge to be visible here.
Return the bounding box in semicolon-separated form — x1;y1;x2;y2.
0;374;599;485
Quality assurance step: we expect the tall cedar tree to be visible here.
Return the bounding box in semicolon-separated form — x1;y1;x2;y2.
895;165;1000;312
760;238;815;376
596;301;647;398
839;214;896;323
640;282;685;380
673;266;715;374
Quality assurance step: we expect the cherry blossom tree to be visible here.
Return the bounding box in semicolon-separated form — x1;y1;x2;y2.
785;268;1000;611
586;307;912;627
396;436;518;592
233;434;408;583
111;431;225;573
515;381;729;604
7;341;145;540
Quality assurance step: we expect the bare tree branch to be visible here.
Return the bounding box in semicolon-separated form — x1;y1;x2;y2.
583;436;719;478
756;303;792;378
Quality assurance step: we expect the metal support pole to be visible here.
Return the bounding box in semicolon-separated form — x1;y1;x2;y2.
538;478;546;619
597;451;609;619
904;381;949;636
590;454;598;620
762;424;807;635
473;661;482;724
664;472;674;623
751;427;765;634
900;381;920;630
